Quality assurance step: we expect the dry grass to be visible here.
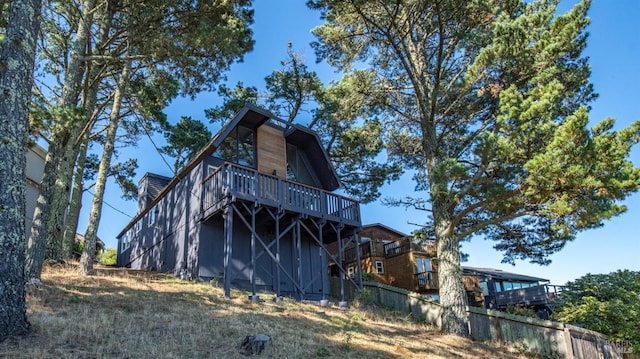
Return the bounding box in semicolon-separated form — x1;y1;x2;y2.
2;263;526;358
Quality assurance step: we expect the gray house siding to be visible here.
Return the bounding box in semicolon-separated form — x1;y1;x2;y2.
118;162;203;278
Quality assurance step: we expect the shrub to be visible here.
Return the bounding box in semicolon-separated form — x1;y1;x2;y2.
101;248;117;266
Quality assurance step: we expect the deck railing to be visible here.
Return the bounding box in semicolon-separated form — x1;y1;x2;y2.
414;271;438;290
202;163;360;226
383;237;436;257
342;244;372;263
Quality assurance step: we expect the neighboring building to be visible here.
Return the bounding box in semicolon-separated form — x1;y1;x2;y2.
117;105;362;300
72;233;105;259
463;266;562;317
329;223;483;304
26;142;46;234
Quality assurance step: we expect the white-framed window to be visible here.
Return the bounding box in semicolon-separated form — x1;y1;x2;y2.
347;267;355;279
149;206;157;225
133;220;141;233
121;234;130;251
375;261;384;274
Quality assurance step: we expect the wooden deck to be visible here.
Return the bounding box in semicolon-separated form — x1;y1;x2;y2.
414;271;438;290
342;236;436;262
201;162;361;227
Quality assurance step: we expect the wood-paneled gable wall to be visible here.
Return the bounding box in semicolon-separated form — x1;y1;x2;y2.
257;124;287;177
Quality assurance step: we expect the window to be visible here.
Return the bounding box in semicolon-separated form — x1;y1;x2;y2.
375;261;384;274
503;281;513;291
415;257;432;273
149;206;157;225
494;281;502;292
207;165;217;176
134;220;142;233
213;125;255;167
480;282;489;296
360;236;371;244
512;282;522;290
347;267;355;279
121;234;130;251
286;144;319;187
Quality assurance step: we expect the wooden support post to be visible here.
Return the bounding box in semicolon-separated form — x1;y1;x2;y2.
275;210;282;297
318;220;326;300
353;229;363;290
250;203;257;298
223;205;234;298
295;216;303;299
337;225;345;302
233;208;304;295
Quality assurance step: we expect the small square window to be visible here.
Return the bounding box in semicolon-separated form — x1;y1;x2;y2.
375;261;384;274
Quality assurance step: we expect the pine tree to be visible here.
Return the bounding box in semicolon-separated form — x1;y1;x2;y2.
309;0;640;336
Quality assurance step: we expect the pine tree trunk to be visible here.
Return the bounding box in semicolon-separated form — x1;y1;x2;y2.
46;146;78;260
62;133;89;258
80;61;131;275
433;202;470;337
24;0;97;277
0;0;40;341
25;142;58;278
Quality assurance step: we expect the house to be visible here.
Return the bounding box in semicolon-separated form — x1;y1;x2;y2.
329;223;483;304
463;266;563;318
72;233;105;259
26;142;46;234
117;105;363;301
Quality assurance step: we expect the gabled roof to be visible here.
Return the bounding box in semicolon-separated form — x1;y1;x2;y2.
462;266;549;283
361;223;409;238
118;104;341;238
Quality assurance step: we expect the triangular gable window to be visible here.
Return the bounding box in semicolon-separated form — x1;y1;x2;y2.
286;143;319;187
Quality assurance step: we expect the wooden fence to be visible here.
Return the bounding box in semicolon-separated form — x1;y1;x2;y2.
329;279;621;359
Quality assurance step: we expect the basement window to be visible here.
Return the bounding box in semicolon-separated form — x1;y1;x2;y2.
375;261;384;274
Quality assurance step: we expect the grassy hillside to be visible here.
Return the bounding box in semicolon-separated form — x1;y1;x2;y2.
2;263;526;358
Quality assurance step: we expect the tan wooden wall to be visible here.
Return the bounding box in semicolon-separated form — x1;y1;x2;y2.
257;124;287;177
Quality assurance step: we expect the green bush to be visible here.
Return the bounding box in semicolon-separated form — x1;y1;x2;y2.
505;304;537;318
101;248;117;266
361;272;375;281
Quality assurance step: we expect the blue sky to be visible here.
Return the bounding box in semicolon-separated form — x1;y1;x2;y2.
82;0;640;286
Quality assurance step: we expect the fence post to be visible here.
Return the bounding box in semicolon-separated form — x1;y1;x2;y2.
563;326;574;359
